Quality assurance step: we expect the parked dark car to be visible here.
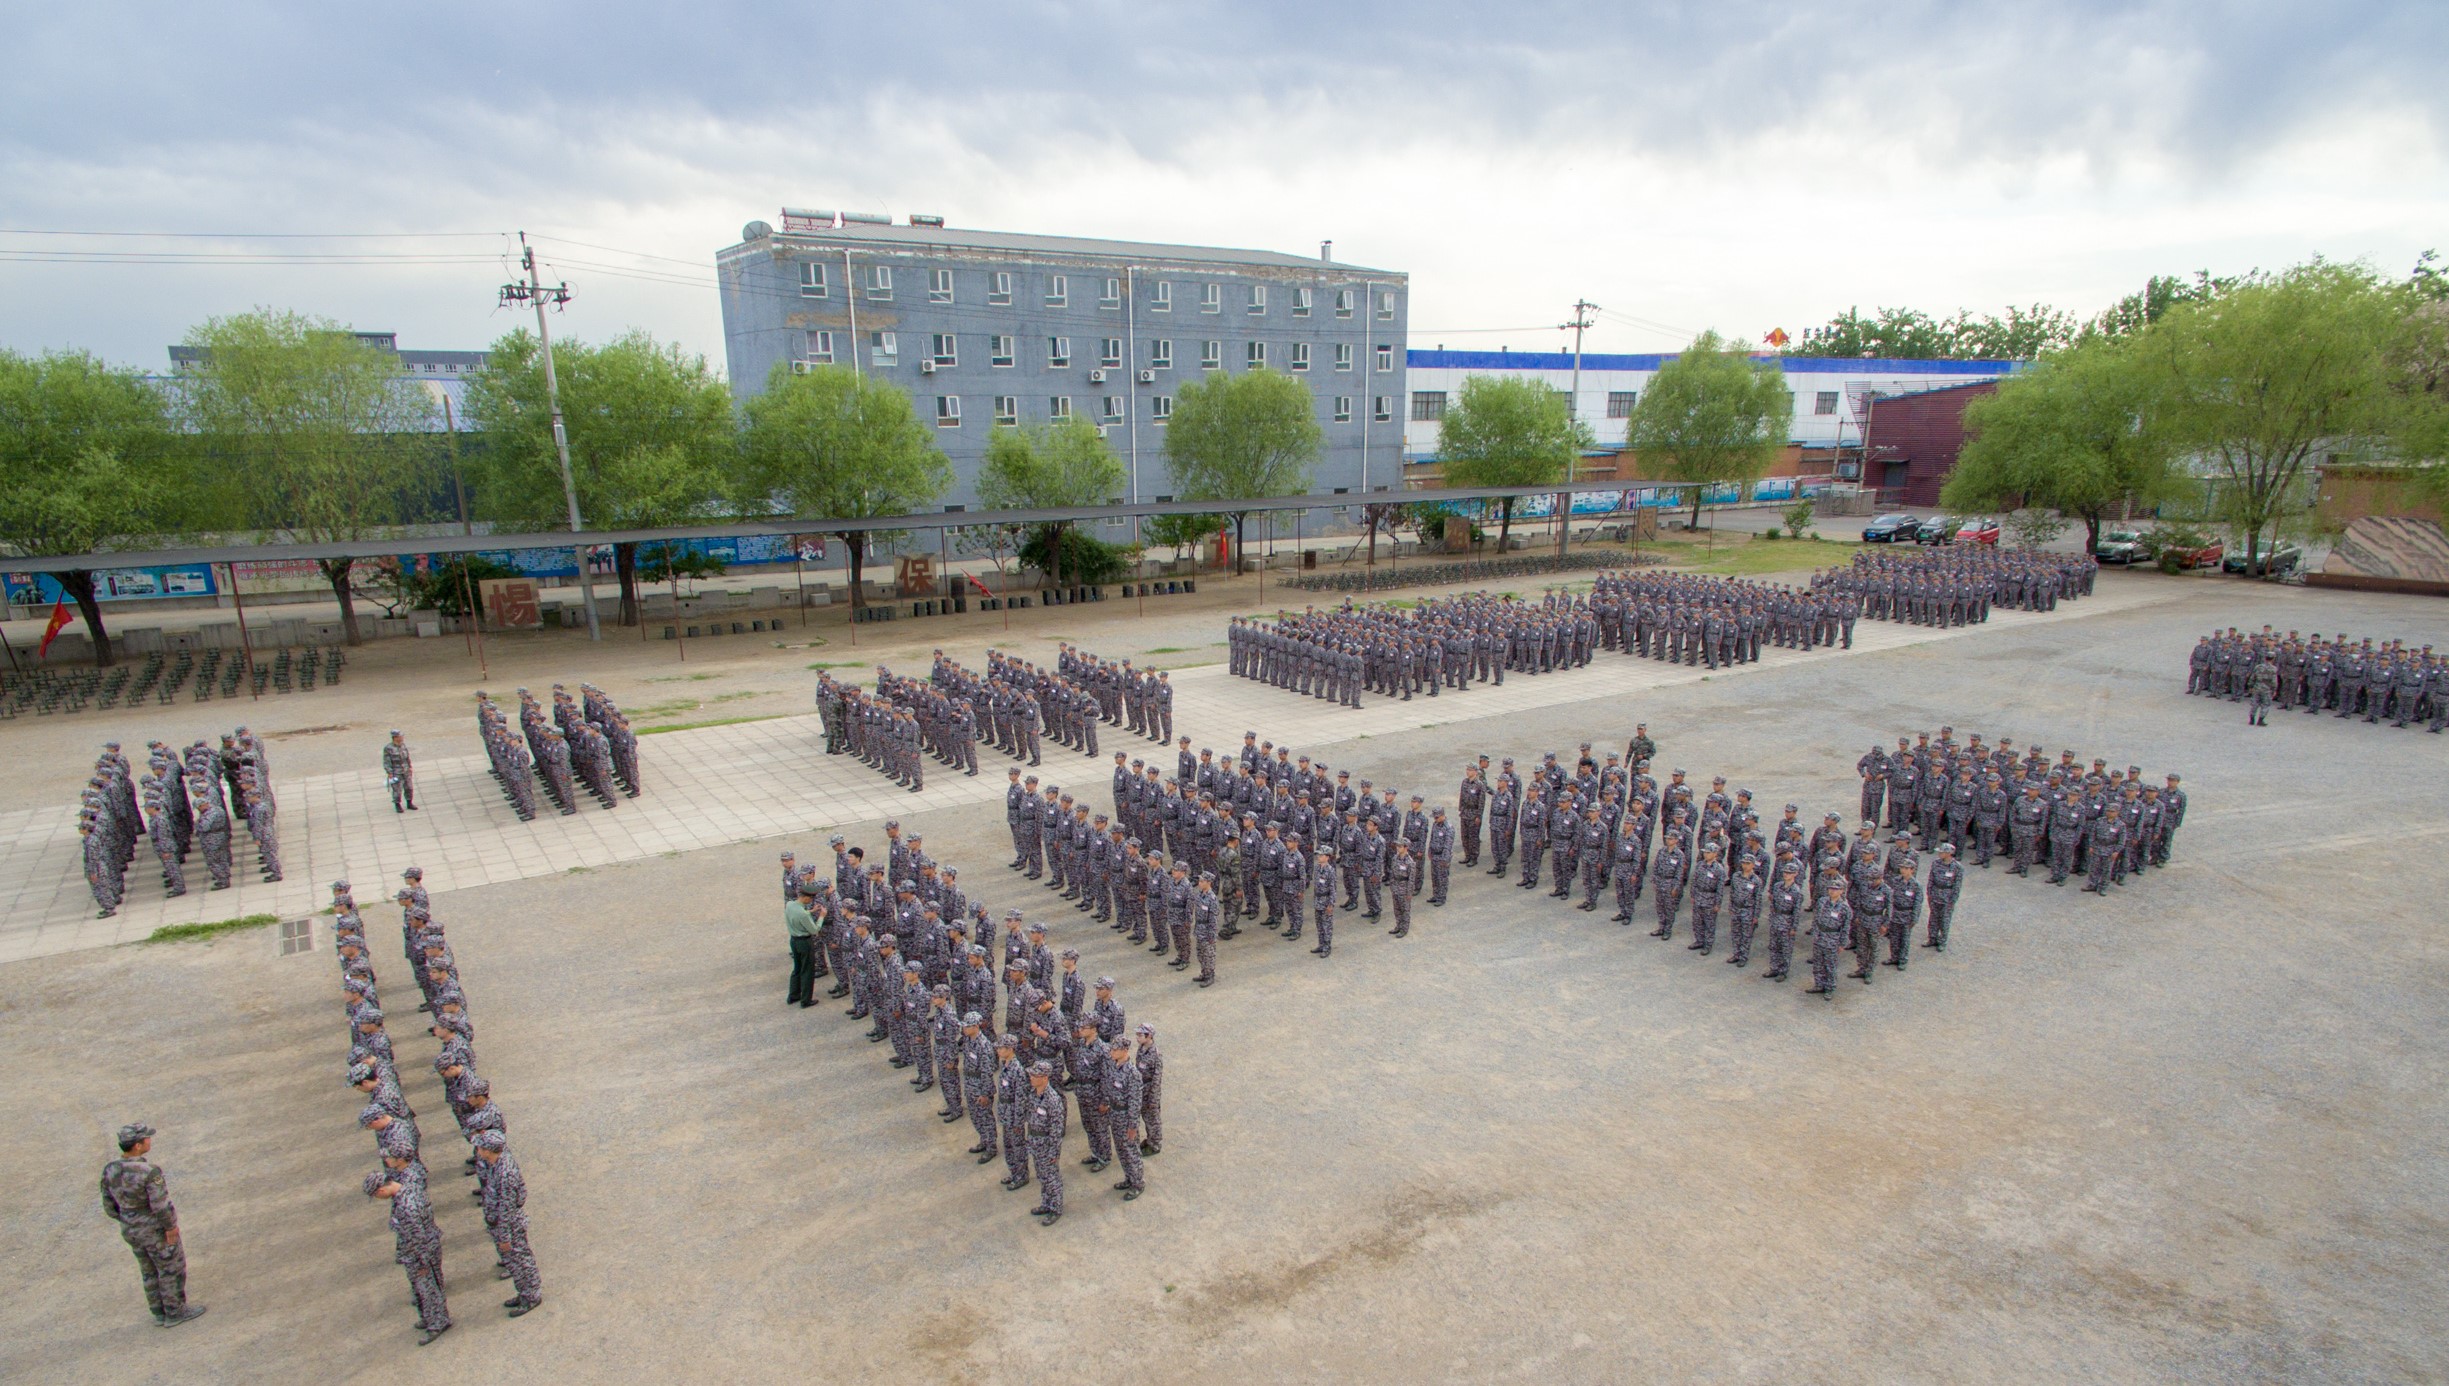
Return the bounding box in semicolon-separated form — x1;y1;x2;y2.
2223;542;2303;577
1859;514;1918;543
2094;528;2147;565
1914;516;1958;544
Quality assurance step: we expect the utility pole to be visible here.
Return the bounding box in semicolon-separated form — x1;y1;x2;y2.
1559;298;1599;557
500;231;602;640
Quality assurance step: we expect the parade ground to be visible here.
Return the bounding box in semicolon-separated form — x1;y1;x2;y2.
2;560;2444;1383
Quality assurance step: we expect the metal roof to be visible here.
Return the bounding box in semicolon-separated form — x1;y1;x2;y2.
0;482;1674;574
724;221;1400;277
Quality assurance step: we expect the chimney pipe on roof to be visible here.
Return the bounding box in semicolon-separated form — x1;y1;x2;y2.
1320;240;1332;263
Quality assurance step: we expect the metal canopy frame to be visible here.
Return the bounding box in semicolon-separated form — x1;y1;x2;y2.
1;481;1707;575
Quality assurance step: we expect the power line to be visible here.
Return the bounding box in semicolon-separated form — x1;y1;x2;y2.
526;233;719;270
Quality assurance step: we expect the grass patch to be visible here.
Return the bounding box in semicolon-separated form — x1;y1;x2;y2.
1642;533;1859;578
633;697;703;719
637;712;792;735
805;660;864;670
145;914;278;944
707;690;765;705
646;672;725;683
1142;646;1192;654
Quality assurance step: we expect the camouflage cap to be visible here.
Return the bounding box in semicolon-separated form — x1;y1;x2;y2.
117;1122;155;1147
362;1170;395;1197
465;1077;491;1096
1136;1023;1155;1038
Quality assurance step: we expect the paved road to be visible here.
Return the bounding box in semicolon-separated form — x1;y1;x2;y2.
2;574;2443;1382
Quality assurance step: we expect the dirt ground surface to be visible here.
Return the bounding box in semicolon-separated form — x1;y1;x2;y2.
2;563;2445;1384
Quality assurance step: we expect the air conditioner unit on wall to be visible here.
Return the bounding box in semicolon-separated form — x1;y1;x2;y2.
920;359;937;374
1136;370;1154;384
1088;369;1107;383
791;360;815;374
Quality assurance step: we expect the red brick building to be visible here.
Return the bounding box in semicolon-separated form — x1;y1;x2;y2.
1861;380;1997;507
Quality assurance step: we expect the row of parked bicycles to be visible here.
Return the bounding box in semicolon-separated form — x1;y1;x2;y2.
0;645;345;718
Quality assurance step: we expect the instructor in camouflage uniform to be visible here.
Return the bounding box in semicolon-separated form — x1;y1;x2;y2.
100;1123;206;1327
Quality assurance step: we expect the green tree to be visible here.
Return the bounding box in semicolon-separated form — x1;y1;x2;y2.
1162;368;1321;573
1141;510;1226;563
2139;261;2400;572
2382;255;2449;518
2085;271;2236;341
1623;331;1791;527
976;417;1125;591
1942;337;2182;550
464;329;738;627
178;310;438;645
739;364;951;611
0;350;181;666
1434;374;1590;550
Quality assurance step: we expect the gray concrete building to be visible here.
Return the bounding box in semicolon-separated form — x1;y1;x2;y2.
716;210;1408;507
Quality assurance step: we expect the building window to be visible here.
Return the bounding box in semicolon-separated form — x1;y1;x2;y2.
1375;344;1393;373
995;395;1018;426
1248;285;1267;314
1377;290;1397;320
1335;288;1355;318
989;271;1012;305
799;262;828;299
929;268;954;304
1411;390;1446;421
1246;341;1267;370
930;334;958;368
1553;389;1576;418
1373;395;1393;423
1049;336;1071;368
804;330;834;364
1098;338;1122;369
1334;343;1354;372
1289;342;1310;372
1815;390;1840;415
865;265;893;300
1101;395;1125;422
1101;278;1122;309
1200;283;1222;314
870;331;898;367
1151;281;1172;312
990;335;1015;368
1046;275;1068;307
1201;340;1222;370
1334;395;1353;423
1150;339;1173;370
1607;391;1639;418
1293;286;1312;317
936;395;961;427
1152;395;1173;423
1049;395;1072;421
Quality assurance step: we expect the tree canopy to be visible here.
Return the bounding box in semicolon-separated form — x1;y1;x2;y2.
0;350;181;665
1622;331;1790;525
464;328;739;625
177;310;438;644
2139;261;2402;569
740;363;950;608
1942;337;2182;549
1434;373;1590;549
977;417;1126;589
1162;368;1320;572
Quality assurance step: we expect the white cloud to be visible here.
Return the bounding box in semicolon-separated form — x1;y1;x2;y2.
2;1;2443;368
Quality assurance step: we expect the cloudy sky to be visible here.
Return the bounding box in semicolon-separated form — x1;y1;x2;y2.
6;1;2443;372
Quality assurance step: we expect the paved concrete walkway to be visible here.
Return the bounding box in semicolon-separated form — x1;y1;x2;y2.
0;583;2179;962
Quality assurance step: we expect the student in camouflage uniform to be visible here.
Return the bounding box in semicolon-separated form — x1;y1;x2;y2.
1025;1062;1068;1224
473;1130;542;1316
100;1124;205;1327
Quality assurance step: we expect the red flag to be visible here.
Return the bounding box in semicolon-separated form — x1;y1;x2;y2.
36;599;72;658
965;572;993;598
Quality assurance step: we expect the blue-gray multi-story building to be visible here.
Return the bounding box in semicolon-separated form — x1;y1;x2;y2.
715;210;1409;507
